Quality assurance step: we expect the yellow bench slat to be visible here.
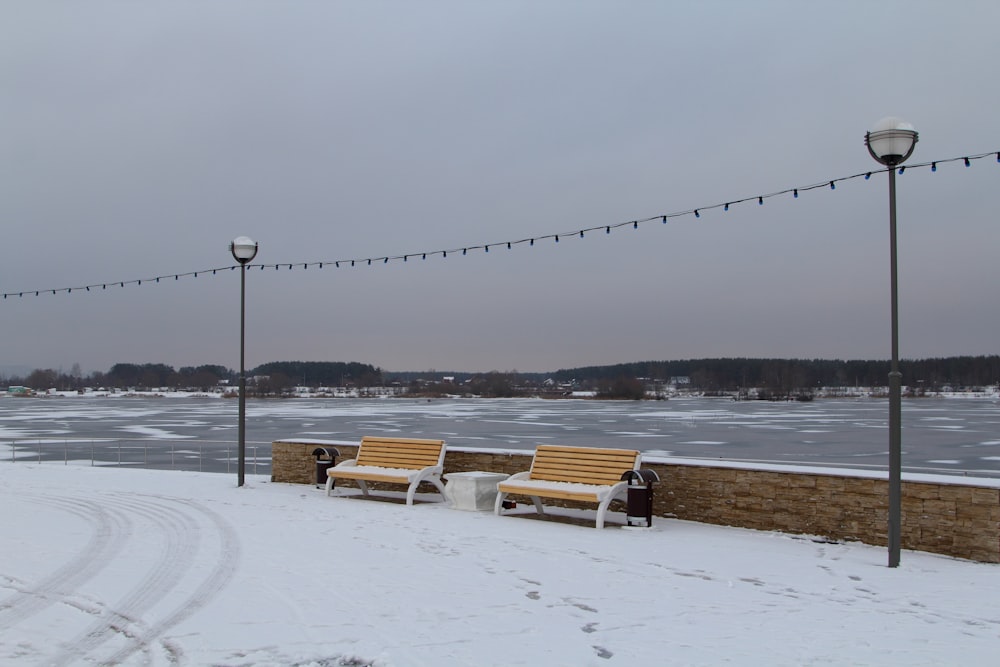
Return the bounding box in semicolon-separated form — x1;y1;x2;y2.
354;437;445;470
357;453;441;467
329;469;412;484
497;483;601;503
527;445;640;485
535;444;640;458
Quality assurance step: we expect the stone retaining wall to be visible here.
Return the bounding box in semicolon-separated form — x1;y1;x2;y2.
273;440;1000;563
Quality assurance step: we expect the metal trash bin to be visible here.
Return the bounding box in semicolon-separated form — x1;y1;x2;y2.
620;469;660;527
312;447;340;488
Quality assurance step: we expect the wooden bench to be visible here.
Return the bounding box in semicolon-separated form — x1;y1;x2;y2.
494;445;641;528
324;436;447;506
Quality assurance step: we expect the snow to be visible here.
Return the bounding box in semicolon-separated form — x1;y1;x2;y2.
2;463;998;666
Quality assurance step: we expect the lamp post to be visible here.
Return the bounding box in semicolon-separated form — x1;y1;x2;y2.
230;236;259;487
865;117;918;568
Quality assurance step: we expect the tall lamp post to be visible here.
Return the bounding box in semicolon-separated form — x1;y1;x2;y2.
865;117;918;568
230;236;259;487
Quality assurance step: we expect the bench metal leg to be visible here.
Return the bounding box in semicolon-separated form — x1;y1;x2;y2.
595;493;624;528
495;493;546;517
494;491;507;515
356;479;370;497
406;475;447;506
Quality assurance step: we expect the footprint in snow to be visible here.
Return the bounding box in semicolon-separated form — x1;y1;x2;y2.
593;645;613;659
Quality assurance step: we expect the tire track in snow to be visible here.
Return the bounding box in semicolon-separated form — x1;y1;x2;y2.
46;494;203;665
0;495;132;630
97;496;241;666
38;493;241;666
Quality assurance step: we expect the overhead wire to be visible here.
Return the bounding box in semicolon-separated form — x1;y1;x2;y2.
3;150;997;300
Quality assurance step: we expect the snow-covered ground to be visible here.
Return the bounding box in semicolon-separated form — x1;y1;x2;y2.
1;463;997;666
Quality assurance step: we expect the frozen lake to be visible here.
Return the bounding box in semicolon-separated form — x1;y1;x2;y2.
2;395;999;478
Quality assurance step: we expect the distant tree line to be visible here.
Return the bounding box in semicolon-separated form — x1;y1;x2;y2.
2;363;235;392
3;356;997;396
252;361;382;388
2;360;382;393
549;356;1000;393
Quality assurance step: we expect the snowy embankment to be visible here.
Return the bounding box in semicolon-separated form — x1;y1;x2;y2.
1;463;998;666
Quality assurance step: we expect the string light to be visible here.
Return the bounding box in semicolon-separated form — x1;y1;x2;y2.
5;150;996;300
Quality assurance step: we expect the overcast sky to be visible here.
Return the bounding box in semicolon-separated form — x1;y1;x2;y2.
2;1;999;375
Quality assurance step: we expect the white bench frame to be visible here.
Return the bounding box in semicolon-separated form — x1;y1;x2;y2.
494;445;641;528
325;436;447;506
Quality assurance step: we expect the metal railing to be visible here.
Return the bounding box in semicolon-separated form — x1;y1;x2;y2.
3;438;272;475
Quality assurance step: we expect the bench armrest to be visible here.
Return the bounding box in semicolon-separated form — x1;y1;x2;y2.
333;459;358;468
505;471;531;482
411;465;444;483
